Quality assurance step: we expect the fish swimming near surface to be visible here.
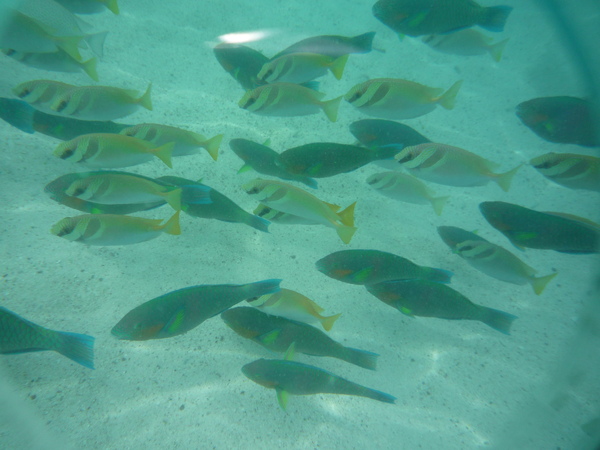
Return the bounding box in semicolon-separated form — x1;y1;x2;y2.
258;53;348;85
366;171;449;215
3;48;99;81
54;0;120;15
111;279;282;340
316;249;453;285
422;29;509;62
0;305;94;369
51;211;184;246
272;32;376;59
242;178;357;244
372;0;512;37
395;143;521;191
366;279;517;334
12;79;76;115
350;119;431;151
242;344;395;410
516;96;599;148
239;83;342;122
213;43;270;91
479;201;600;254
222;307;375;369
529;152;600;192
344;78;462;120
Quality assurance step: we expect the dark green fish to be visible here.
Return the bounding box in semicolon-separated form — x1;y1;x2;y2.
277;142;398;178
0;97;35;133
156;175;270;233
272;32;376;59
229;138;317;188
221;307;377;370
366;279;517;334
112;280;281;340
480;201;600;254
0;306;94;369
372;0;512;37
213;43;269;90
516;97;599;147
350;119;431;152
242;347;395;410
316;249;452;285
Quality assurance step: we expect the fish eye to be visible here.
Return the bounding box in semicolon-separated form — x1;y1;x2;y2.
247;187;260;194
397;151;415;163
244;97;256;108
17;88;31;98
56;100;68;112
60;148;75;159
56;223;75;237
256;207;270;217
72;187;86;196
263;69;273;79
347;92;362;103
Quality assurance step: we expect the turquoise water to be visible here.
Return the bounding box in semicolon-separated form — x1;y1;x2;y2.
1;1;599;449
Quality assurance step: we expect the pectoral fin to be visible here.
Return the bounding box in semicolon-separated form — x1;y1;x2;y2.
276;388;289;411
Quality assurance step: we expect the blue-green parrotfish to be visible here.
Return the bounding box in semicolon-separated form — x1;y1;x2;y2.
349;119;431;152
366;279;517;334
0;305;94;369
272;32;376;59
529;152;600;192
111;280;282;340
213;43;270;91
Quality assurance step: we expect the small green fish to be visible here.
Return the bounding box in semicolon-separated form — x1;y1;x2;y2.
54;133;175;168
395;143;520;191
222;307;374;369
350;119;431;151
242;345;396;410
479;201;600;254
54;0;119;15
316;249;453;285
366;279;517;334
3;48;99;80
12;79;76;115
120;123;222;161
366;171;449;215
247;288;341;331
272;32;376;59
239;83;342;122
529;152;600;192
258;53;348;84
0;305;94;369
242;178;357;244
253;204;321;225
422;29;509;62
51;211;182;246
111;279;281;340
345;78;462;120
213;43;269;90
50;82;153;121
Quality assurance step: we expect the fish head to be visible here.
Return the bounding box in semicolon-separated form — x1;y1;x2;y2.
111;313;166;341
394;145;422;164
242;359;279;389
344;82;369;104
12;82;33;100
54;140;79;161
454;240;495;260
238;88;262;110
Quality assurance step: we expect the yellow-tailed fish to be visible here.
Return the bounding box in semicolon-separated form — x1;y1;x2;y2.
253;204;321;225
247;288;341;331
238;83;342;122
366;171;449;215
272;32;376;59
242;178;356;244
54;133;175;168
51;211;182;246
395;143;520;191
55;0;119;15
422;30;509;62
529;152;600;192
3;49;98;81
12;79;76;115
258;53;348;84
344;78;462;120
50;82;152;121
120;123;222;161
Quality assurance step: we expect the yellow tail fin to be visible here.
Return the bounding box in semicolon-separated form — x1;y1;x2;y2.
495;164;522;192
321;313;342;332
531;272;557;295
329;55;349;80
152;142;175;168
203;134;223;161
138;82;153;111
161;211;181;235
321;95;342;122
438;80;463;110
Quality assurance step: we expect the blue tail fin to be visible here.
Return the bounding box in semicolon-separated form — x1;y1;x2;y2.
57;331;95;369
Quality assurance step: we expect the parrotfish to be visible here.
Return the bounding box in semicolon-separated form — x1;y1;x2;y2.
156;176;270;233
54;0;119;15
516;96;599;148
258;53;348;84
50;82;153;121
0;305;94;369
229;138;317;188
213;43;269;90
344;78;462;120
372;0;512;37
316;249;452;285
529;152;600;192
238;83;342;122
242;178;357;244
272;32;376;59
395;143;520;191
0;97;36;134
3;49;99;81
111;280;281;340
12;79;76;115
222;307;375;369
53;133;175;168
422;29;509;62
242;345;395;410
247;288;341;331
479;201;600;254
51;211;183;246
366;171;449;215
350;119;431;152
253;204;321;225
366;279;517;334
120;123;222;161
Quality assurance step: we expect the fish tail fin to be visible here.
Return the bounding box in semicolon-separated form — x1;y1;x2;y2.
84;31;108;58
152;142;175;168
202;134;223;161
320;312;342;331
338;201;356;227
480;6;513;32
428;267;454;284
56;330;95;369
247;214;271;233
531;272;558;295
336;225;357;244
495;164;521;192
352;32;376;53
355;383;396;403
82;57;99;81
1;99;35;134
163;187;182;211
138;82;153;111
431;195;449;216
341;347;379;370
329;54;349;80
490;38;509;62
57;36;84;62
480;307;517;335
161;211;181;235
106;0;120;14
438;80;463;110
321;96;342;122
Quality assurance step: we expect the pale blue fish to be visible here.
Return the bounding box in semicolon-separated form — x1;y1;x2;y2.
3;48;98;81
258;53;348;84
